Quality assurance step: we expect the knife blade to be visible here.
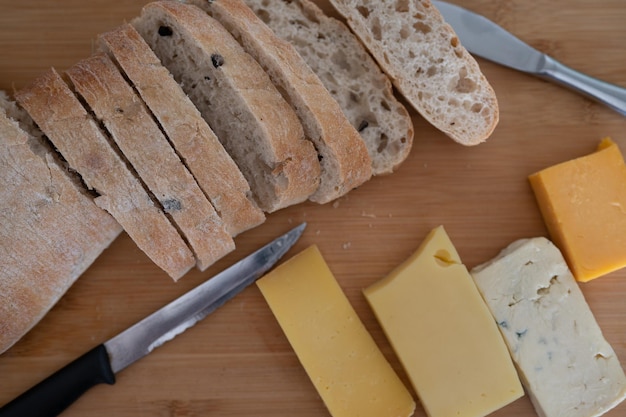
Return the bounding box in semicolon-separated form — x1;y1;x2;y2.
432;0;626;116
0;222;306;417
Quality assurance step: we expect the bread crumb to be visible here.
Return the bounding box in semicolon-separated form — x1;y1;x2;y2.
361;211;376;218
332;200;341;208
342;242;352;250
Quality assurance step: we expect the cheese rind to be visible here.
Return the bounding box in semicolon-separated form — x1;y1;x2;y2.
364;226;523;417
529;138;626;281
256;245;415;417
471;237;626;417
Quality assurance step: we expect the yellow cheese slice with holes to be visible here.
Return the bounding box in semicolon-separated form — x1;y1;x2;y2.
256;245;415;417
364;226;524;417
529;138;626;281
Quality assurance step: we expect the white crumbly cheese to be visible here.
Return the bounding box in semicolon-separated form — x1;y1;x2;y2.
471;237;626;417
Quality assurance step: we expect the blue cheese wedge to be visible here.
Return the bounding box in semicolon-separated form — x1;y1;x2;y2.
471;237;626;417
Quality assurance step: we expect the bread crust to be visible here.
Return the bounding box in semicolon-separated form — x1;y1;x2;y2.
98;24;265;236
0;100;122;354
66;53;235;271
328;0;499;145
206;0;372;203
15;69;196;280
242;0;414;175
133;1;321;212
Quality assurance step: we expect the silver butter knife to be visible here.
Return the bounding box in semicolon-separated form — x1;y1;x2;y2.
0;222;306;417
432;0;626;116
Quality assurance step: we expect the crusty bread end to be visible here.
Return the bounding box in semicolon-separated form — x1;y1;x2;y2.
329;0;499;145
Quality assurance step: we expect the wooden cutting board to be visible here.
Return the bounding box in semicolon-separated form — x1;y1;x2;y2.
1;1;625;416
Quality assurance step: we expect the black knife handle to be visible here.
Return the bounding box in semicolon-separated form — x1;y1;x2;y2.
0;344;116;417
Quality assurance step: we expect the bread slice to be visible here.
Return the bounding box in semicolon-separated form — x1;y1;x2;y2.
242;0;414;175
132;1;321;212
0;93;121;354
328;0;499;145
15;69;196;280
65;53;235;271
98;24;265;236
197;0;372;203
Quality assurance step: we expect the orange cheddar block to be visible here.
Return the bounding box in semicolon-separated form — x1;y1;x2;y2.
529;138;626;281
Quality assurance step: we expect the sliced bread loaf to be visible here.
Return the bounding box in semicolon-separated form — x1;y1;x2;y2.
132;1;321;212
15;69;196;280
0;94;121;353
198;0;372;203
328;0;499;145
65;53;235;271
98;24;265;236
243;0;414;175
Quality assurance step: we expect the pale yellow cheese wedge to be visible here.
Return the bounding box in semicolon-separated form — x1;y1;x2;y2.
256;245;415;417
364;226;523;417
529;137;626;282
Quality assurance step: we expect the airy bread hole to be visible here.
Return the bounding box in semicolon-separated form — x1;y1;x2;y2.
471;102;483;113
357;6;370;18
331;50;351;71
291;18;310;29
256;9;271;24
395;0;410;12
371;17;382;40
455;68;477;93
413;21;431;34
427;66;437;76
400;24;411;40
302;3;320;23
450;36;459;47
377;133;388;153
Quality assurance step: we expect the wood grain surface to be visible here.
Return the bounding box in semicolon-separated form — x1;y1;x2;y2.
1;1;625;416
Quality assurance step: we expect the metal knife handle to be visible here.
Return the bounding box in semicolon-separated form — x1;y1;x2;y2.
539;55;626;116
0;344;115;417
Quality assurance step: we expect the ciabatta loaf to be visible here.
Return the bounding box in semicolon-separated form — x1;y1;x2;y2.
98;24;265;236
16;69;196;280
0;93;121;354
328;0;499;145
66;53;235;271
200;0;372;203
133;1;321;212
243;0;414;175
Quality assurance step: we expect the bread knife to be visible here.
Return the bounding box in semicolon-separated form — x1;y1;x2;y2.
432;0;626;116
0;222;306;417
